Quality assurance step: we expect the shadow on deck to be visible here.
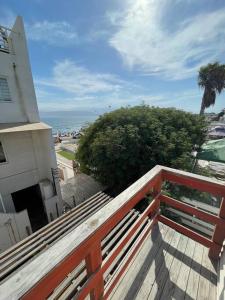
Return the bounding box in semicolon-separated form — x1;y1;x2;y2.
109;222;218;300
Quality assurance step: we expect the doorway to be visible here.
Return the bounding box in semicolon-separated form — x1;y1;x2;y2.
12;184;48;232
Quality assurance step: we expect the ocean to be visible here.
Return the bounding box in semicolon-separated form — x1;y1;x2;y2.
40;111;99;135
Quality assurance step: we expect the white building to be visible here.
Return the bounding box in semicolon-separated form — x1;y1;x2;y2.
0;16;63;251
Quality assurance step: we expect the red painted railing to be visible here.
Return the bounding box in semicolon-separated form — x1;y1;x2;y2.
1;166;225;300
160;167;225;259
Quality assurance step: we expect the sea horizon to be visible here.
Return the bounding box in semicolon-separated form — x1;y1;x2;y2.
40;110;100;134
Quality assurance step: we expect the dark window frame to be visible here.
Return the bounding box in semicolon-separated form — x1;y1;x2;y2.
0;77;11;102
0;141;7;164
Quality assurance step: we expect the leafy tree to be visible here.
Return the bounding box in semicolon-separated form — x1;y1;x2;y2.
76;106;207;192
198;62;225;115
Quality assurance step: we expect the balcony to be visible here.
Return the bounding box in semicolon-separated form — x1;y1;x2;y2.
0;26;10;53
0;165;225;299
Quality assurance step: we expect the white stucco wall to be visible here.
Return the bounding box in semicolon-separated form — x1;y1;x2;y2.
0;16;63;247
0;209;31;253
57;159;74;182
0;129;62;214
44;195;60;222
0;16;39;123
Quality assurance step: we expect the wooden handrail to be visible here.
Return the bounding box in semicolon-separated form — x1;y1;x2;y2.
76;199;160;300
161;166;225;259
0;165;225;300
159;194;223;226
161;166;225;197
209;197;225;258
0;166;161;299
158;215;215;248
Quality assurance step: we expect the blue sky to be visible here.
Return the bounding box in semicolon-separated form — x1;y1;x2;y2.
1;0;225;113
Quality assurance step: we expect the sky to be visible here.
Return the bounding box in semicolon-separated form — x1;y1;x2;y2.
1;0;225;114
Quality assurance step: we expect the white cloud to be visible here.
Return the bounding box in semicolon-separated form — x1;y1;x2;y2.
36;59;126;95
0;9;78;46
34;59;154;111
35;60;202;112
0;8;16;28
26;21;78;46
35;59;205;112
86;29;111;42
36;86;202;112
109;0;225;80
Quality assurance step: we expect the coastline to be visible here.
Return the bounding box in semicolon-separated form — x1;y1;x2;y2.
40;111;99;135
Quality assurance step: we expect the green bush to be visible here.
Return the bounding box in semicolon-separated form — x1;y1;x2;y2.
76;106;207;191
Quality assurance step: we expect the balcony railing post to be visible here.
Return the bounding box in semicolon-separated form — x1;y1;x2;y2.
85;242;104;300
209;197;225;259
151;176;162;217
153;178;161;194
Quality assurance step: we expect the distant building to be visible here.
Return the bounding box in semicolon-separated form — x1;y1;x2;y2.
0;16;63;251
208;125;225;139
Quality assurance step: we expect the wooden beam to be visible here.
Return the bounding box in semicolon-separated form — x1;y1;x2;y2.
161;167;225;197
2;164;225;299
158;215;217;250
219;197;225;219
179;197;219;214
0;194;112;280
0;166;162;299
85;243;104;300
55;199;159;300
0;191;104;262
102;198;160;274
103;219;157;299
209;197;225;259
159;194;223;226
77;217;157;300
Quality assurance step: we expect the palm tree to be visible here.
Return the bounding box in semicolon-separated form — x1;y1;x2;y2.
198;62;225;115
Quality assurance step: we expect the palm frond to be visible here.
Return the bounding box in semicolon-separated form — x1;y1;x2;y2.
198;62;225;112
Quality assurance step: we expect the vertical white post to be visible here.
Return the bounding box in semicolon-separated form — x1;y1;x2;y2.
0;193;6;213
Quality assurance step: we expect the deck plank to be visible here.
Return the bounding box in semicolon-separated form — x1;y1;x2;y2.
132;225;176;299
208;262;217;300
207;255;217;300
171;238;196;299
109;222;218;300
199;246;217;300
109;223;169;300
147;230;181;299
158;233;189;299
197;247;211;300
185;241;204;299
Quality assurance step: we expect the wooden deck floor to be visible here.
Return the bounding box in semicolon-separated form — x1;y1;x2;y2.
109;222;218;300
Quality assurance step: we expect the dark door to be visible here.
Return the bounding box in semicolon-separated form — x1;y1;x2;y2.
12;184;48;232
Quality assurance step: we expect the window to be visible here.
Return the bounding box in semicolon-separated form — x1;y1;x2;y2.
0;27;9;52
0;78;11;102
0;142;6;163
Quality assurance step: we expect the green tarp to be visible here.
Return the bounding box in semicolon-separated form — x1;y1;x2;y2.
196;138;225;163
